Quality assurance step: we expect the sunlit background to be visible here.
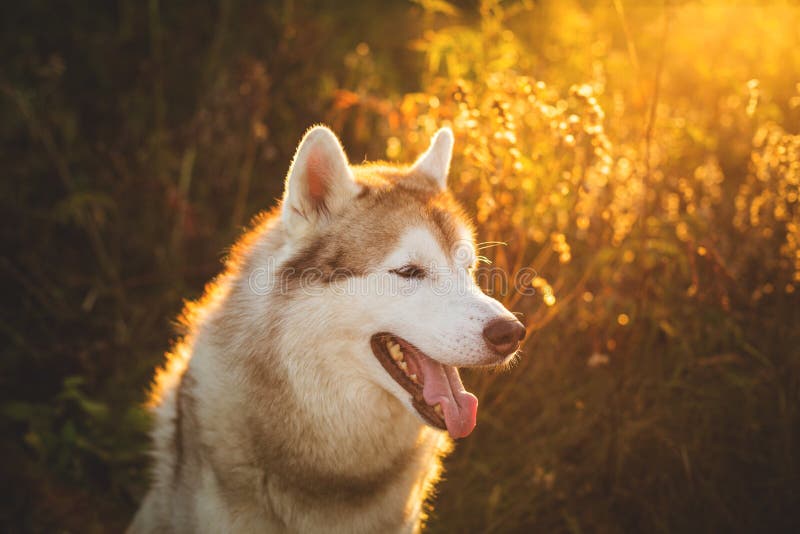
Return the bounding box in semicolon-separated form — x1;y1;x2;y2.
2;0;799;531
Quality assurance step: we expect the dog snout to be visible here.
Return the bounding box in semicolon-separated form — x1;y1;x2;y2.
482;318;526;356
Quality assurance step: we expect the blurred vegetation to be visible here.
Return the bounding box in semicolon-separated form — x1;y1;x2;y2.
1;0;799;532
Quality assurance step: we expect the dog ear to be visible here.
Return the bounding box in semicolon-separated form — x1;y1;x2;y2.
281;126;359;238
411;127;454;189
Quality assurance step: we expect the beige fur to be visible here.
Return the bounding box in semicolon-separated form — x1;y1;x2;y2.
130;126;520;533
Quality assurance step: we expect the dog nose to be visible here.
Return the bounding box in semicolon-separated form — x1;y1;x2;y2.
483;318;526;356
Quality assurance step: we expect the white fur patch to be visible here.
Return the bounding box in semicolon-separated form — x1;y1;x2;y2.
411;128;454;189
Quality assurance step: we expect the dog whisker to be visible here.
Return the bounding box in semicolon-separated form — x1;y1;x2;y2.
476;241;508;250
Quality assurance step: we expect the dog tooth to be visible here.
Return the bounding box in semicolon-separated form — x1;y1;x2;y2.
409;374;418;383
434;404;444;418
388;343;404;361
398;361;408;372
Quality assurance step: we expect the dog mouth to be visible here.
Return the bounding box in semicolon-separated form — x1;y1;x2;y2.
370;333;479;439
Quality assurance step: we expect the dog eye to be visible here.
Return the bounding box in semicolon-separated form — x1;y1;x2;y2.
391;264;426;279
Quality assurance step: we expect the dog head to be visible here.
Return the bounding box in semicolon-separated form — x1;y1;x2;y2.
273;126;525;438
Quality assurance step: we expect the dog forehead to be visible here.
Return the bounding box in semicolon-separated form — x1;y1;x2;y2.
280;173;473;278
285;195;471;279
366;189;474;266
384;226;447;265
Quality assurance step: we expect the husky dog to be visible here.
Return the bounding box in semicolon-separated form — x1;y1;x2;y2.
129;126;525;533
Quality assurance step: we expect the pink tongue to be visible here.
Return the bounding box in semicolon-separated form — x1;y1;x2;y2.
420;359;478;439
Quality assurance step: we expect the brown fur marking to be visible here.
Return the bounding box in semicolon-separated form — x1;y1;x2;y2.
281;165;469;285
